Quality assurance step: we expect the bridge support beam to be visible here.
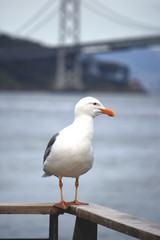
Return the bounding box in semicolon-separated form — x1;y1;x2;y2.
54;0;84;91
55;49;84;91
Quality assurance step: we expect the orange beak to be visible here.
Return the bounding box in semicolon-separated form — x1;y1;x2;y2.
100;108;115;117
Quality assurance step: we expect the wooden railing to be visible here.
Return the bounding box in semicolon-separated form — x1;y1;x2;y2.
0;203;160;240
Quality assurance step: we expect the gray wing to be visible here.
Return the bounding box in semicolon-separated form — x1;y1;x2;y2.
43;133;59;163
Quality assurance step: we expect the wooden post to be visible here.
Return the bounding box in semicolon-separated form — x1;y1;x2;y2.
49;214;59;240
72;216;97;240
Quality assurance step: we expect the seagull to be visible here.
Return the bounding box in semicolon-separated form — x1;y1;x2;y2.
42;96;114;209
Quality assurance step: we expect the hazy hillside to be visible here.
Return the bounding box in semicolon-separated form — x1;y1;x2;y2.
0;34;57;90
0;33;159;92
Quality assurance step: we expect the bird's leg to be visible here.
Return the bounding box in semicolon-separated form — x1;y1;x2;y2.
69;178;89;206
59;179;64;203
54;178;67;210
74;177;79;204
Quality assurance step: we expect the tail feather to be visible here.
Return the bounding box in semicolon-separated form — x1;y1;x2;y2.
42;172;52;177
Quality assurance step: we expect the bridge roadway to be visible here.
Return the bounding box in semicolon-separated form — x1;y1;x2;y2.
0;35;160;61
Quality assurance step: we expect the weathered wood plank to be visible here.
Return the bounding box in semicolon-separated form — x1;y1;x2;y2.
0;203;61;215
69;204;160;240
0;239;48;240
72;216;97;240
1;203;160;240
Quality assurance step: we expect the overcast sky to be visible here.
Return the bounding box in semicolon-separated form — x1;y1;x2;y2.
0;0;160;47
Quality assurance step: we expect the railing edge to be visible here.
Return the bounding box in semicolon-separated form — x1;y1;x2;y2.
0;203;160;240
69;203;160;240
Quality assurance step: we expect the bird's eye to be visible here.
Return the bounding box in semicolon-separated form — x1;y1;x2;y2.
93;102;97;105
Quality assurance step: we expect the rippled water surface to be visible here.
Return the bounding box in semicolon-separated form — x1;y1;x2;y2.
0;92;160;239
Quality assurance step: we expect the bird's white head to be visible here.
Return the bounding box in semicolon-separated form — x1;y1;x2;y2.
75;96;115;118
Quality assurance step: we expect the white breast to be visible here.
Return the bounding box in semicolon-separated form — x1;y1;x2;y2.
43;115;94;178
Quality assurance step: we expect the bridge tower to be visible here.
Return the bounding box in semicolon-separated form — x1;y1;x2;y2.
55;0;84;90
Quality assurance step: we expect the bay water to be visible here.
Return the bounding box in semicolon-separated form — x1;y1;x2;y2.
0;92;160;239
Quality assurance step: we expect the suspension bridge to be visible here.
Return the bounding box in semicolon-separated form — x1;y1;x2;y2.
1;0;160;90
